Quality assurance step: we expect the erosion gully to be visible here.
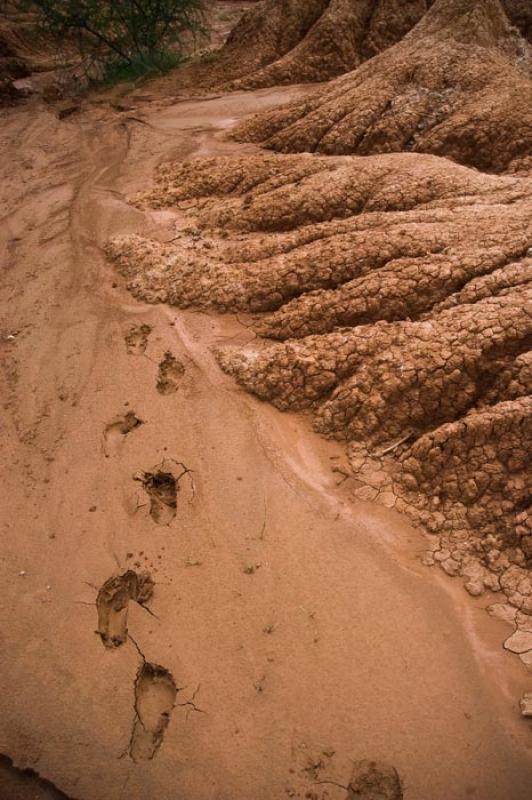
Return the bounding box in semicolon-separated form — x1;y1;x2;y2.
0;83;531;800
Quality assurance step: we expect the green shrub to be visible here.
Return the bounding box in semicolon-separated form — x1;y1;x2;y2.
12;0;206;80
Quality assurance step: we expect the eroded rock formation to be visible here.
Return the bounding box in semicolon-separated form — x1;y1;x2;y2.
209;0;532;90
234;0;532;172
221;0;434;89
108;151;532;319
166;0;436;92
107;149;532;612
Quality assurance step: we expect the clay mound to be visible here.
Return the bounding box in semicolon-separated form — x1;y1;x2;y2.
233;0;532;172
166;0;434;92
210;0;330;82
162;0;328;91
107;150;532;609
108;152;532;317
219;292;531;438
398;397;531;571
223;0;433;90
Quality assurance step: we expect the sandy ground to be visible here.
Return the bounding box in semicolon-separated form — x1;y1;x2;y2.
1;68;532;800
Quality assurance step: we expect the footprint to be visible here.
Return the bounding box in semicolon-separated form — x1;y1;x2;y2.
96;570;154;649
104;411;143;456
348;760;403;800
135;460;194;525
157;351;185;395
139;470;178;525
129;662;177;762
125;324;152;355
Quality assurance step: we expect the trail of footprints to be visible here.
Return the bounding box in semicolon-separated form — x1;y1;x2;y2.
93;326;191;762
96;299;404;787
96;567;178;762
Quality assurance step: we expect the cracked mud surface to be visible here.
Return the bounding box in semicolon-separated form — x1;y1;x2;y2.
204;0;432;91
107;148;531;614
1;2;532;799
234;0;532;173
160;0;531;95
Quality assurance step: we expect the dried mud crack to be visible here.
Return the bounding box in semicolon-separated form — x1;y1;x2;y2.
233;0;532;173
108;143;531;614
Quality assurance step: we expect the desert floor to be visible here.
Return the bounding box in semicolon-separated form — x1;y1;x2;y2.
1;6;531;800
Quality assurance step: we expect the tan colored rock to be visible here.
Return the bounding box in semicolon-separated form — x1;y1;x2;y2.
464;579;485;597
504;630;532;654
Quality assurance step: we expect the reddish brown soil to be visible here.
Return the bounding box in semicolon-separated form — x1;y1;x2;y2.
220;0;434;90
107;147;532;625
159;0;438;94
0;756;74;800
1;1;532;799
234;0;532;172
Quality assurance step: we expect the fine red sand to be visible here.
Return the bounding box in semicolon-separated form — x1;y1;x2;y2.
1;2;531;798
